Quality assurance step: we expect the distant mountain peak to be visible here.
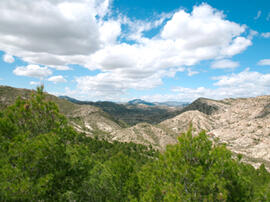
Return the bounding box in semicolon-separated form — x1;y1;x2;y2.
58;95;81;103
128;99;155;106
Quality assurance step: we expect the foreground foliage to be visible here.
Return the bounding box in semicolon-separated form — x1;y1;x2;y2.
137;129;270;201
0;87;270;201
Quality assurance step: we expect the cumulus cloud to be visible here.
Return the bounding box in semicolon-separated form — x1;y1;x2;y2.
0;2;251;68
120;13;172;43
197;68;270;98
48;75;67;83
95;5;249;68
77;4;251;98
258;59;270;66
3;53;15;63
13;65;52;78
261;32;270;38
211;59;239;69
71;68;183;100
1;2;253;100
0;0;116;69
161;4;251;58
99;20;121;44
139;69;270;102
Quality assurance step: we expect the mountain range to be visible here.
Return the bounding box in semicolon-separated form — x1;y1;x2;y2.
1;85;270;170
59;95;186;126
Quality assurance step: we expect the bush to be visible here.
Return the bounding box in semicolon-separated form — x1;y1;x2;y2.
136;128;270;201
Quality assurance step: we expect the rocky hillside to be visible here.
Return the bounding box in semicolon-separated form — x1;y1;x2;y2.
98;95;270;169
0;86;174;147
159;97;270;169
0;86;122;138
2;85;270;169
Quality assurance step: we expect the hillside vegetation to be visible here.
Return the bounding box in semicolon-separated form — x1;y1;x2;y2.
1;87;270;201
0;85;125;136
60;96;184;126
2;85;270;170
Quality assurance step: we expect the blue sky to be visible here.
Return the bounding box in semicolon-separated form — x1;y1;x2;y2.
0;0;269;102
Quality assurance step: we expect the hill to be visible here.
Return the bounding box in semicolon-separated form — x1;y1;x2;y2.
2;85;270;170
2;89;269;201
0;86;123;138
59;96;184;126
159;96;270;169
128;99;155;106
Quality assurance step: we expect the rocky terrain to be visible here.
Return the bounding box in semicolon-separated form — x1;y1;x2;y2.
1;85;270;169
101;96;270;169
0;86;123;138
160;96;270;169
60;96;184;126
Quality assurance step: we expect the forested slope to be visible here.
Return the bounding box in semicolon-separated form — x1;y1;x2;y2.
1;87;270;201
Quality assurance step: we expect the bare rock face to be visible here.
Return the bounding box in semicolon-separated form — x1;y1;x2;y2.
159;110;215;134
67;105;122;137
160;95;270;169
128;95;270;169
111;122;177;150
207;96;270;169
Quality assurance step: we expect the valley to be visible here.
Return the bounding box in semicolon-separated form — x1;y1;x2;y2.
60;96;186;126
1;85;270;170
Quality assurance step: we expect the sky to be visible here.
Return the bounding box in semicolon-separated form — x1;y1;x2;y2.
0;0;270;102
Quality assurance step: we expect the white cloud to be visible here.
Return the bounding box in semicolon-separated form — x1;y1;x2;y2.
0;2;251;69
79;4;251;98
211;59;239;69
261;32;270;38
1;2;253;100
95;0;111;18
3;53;15;63
64;67;184;101
0;0;113;69
13;65;52;78
160;4;251;59
220;37;251;56
88;4;250;72
140;69;270;102
120;13;172;43
48;75;67;83
99;20;122;44
258;59;270;66
254;10;261;20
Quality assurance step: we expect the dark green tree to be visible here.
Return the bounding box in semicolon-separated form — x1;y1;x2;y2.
0;87;157;201
136;128;270;201
0;86;92;200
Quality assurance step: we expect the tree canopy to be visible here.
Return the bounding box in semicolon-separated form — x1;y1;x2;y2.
0;87;269;201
